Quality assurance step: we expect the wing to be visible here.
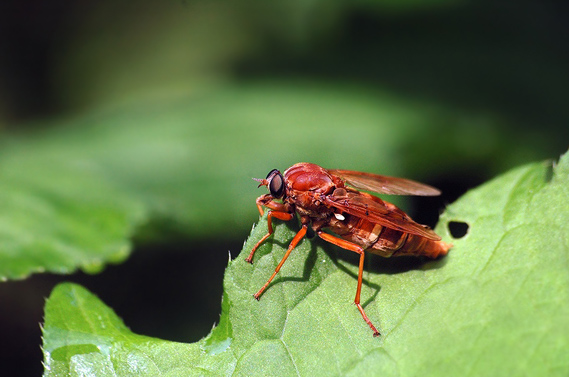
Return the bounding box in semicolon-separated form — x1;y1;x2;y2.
324;189;441;240
328;169;441;196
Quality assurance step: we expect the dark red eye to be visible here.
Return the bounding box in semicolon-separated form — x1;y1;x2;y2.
266;169;285;198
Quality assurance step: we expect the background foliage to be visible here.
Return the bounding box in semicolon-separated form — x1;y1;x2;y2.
0;0;567;376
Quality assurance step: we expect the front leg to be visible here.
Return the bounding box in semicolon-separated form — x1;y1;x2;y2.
255;194;288;216
246;196;294;263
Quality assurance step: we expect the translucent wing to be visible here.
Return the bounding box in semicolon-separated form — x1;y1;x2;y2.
328;169;441;196
324;189;441;240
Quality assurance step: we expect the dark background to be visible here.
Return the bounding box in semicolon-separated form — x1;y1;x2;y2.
1;1;568;375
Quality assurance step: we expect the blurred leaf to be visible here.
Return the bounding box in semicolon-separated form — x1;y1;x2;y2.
42;151;569;376
0;152;147;280
3;81;513;280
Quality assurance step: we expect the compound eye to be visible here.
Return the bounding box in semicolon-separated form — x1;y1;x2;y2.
267;169;285;198
266;169;279;179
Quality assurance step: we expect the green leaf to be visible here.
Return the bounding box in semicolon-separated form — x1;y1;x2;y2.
42;151;569;376
0;155;147;279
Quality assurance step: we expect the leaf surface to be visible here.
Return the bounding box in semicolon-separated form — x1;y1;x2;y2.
42;151;569;376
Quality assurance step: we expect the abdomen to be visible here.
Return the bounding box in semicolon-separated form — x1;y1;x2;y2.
371;227;451;259
329;215;450;259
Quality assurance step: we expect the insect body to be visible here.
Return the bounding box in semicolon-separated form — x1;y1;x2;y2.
246;162;452;337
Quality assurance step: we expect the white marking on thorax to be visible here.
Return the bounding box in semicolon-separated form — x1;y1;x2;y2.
334;213;345;221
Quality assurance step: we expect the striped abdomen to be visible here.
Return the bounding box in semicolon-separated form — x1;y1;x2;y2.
327;213;451;259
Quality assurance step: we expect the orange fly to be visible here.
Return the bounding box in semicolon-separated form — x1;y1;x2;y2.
246;162;452;337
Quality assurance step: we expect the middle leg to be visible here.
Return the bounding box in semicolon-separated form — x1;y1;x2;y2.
253;225;308;299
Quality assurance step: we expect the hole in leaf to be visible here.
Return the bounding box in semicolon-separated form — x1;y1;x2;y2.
448;221;469;238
